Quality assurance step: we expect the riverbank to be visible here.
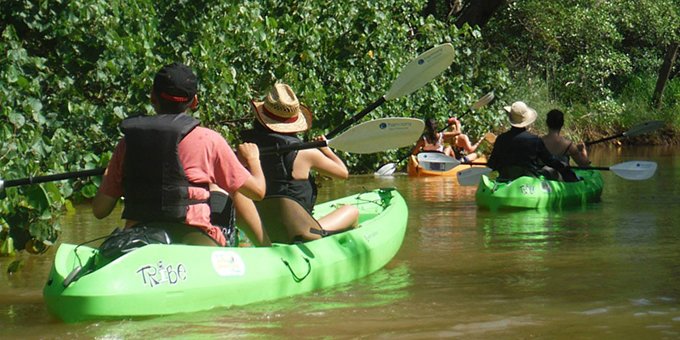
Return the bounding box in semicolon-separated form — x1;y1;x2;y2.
502;73;680;146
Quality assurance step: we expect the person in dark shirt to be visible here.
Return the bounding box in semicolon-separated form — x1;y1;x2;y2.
487;101;576;182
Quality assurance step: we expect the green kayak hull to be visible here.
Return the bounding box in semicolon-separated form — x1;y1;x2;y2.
43;188;408;322
475;170;604;210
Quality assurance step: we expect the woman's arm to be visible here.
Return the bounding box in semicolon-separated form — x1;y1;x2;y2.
235;143;266;201
569;142;591;167
294;136;349;180
411;137;425;155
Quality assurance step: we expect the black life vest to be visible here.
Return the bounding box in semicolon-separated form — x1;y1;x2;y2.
241;127;317;212
120;113;202;222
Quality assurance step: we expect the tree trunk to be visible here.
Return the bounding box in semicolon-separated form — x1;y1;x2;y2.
653;42;679;109
454;0;506;28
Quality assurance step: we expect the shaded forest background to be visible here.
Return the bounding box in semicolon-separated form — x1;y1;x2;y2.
1;0;678;249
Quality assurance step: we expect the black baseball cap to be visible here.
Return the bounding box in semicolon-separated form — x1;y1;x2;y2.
153;62;197;103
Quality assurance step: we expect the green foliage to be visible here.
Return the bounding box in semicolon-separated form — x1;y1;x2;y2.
1;0;504;246
484;0;680;116
4;0;675;248
504;70;674;140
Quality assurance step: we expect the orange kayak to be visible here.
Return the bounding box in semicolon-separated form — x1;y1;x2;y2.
407;153;487;177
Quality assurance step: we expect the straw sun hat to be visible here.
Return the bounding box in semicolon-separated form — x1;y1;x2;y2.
503;101;537;128
251;83;313;133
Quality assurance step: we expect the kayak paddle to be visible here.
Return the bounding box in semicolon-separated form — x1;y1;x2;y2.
456;160;659;186
0;118;425;193
585;120;665;146
260;117;425;155
326;43;455;139
374;91;495;176
456;167;493;186
415;152;461;172
456;91;495;121
1;168;105;194
574;161;658;180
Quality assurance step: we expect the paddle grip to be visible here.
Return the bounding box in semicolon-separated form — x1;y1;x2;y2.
569;166;609;171
326;97;386;139
462;162;609;171
585;133;624;146
260;140;328;155
4;167;105;188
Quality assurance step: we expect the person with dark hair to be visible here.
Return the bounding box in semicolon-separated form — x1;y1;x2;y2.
241;83;358;243
541;109;590;167
92;62;268;247
487;101;577;181
411;118;459;158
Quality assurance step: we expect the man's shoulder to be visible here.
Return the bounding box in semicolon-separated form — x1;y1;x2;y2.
517;129;539;139
189;126;224;138
183;126;230;147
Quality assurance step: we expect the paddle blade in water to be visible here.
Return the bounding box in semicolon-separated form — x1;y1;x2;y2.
329;118;425;154
457;167;493;186
610;161;657;180
416;152;458;164
384;43;455;101
416;152;460;171
374;163;398;176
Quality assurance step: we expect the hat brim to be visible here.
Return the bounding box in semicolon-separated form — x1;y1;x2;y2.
252;101;313;133
508;108;537;128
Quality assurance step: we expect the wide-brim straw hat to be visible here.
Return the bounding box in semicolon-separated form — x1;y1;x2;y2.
251;83;313;133
503;101;537;128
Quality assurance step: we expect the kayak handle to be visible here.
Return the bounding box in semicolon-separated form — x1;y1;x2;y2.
281;257;311;282
63;265;83;288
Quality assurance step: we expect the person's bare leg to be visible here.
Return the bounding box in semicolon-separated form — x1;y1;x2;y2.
443;146;456;158
317;205;359;232
232;192;271;246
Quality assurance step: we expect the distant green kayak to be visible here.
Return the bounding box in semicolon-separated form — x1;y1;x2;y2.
43;188;408;322
476;170;604;210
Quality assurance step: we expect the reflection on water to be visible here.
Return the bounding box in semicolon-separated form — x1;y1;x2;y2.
22;264;413;339
2;145;680;338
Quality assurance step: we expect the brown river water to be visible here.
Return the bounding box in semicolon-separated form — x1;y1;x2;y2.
1;145;679;339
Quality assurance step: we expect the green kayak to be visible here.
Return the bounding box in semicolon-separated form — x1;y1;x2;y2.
43;188;407;322
475;170;604;210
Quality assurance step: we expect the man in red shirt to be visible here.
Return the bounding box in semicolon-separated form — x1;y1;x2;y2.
92;62;265;246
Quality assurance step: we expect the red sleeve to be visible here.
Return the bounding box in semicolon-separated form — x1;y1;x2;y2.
211;135;251;194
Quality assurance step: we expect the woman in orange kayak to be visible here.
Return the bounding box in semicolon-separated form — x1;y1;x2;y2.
411;118;459;157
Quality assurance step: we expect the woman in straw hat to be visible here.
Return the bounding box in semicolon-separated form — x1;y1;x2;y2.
241;83;359;242
487;101;576;181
